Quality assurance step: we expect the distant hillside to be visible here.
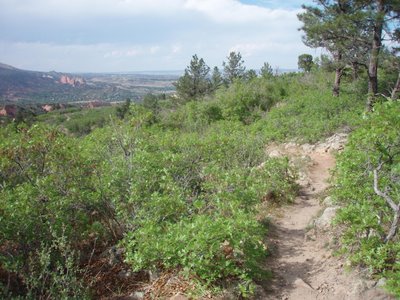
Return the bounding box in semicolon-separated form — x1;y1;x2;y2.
0;63;178;104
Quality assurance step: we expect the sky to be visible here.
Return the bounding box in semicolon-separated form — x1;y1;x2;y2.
0;0;316;73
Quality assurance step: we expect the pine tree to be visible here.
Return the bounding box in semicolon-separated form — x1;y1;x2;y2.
173;55;211;101
223;52;246;84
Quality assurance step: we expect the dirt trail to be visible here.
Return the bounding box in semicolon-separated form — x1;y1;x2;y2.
261;140;394;300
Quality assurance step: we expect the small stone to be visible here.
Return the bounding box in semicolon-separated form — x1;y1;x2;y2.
269;149;281;158
129;291;144;300
376;277;386;287
315;207;339;229
147;269;160;281
117;269;131;279
323;196;334;206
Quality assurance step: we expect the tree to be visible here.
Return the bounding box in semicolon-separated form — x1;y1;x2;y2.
298;1;371;96
116;98;131;120
210;66;224;92
244;69;258;81
260;62;274;79
298;54;314;73
174;54;211;101
142;93;161;116
223;52;246;84
298;0;400;104
365;0;400;110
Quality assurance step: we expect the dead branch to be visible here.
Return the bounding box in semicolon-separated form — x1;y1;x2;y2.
373;161;400;243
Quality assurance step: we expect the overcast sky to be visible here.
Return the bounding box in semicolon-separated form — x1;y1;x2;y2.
0;0;316;73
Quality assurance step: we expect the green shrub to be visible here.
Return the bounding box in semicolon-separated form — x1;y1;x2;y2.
333;101;400;296
216;78;282;124
0;124;112;297
23;229;89;300
251;88;363;143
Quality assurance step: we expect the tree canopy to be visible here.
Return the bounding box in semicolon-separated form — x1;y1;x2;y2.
173;54;211;101
223;51;246;84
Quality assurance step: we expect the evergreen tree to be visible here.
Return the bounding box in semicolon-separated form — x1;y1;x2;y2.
298;54;314;73
223;51;246;84
245;69;258;81
116;98;131;120
298;1;370;96
260;62;274;79
210;66;224;92
174;54;211;101
298;0;400;104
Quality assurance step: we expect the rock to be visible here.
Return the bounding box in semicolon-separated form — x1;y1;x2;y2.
129;291;144;300
316;133;348;153
169;293;188;300
147;269;160;281
315;207;339;229
269;149;282;158
302;143;315;153
284;142;297;150
117;269;132;279
323;196;334;206
376;277;387;287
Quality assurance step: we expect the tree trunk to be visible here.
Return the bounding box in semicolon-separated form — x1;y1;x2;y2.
351;62;359;81
366;0;385;111
333;68;344;97
332;51;343;97
391;71;400;100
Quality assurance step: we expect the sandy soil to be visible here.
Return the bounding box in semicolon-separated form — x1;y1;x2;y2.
260;144;395;300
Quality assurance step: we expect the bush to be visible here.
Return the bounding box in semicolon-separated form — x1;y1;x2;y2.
332;101;400;296
0;124;112;297
80;117;298;294
216;78;283;124
252;88;363;143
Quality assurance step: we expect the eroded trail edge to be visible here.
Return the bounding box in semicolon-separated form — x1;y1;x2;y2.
261;135;394;300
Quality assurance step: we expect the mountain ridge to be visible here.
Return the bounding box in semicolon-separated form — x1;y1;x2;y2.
0;62;177;104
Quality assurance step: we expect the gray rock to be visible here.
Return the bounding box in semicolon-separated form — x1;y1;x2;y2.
117;269;132;279
269;149;282;158
376;277;387;287
147;269;160;281
323;196;334;206
315;207;339;229
129;291;144;300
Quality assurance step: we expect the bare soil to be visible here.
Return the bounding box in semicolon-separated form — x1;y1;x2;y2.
261;143;395;300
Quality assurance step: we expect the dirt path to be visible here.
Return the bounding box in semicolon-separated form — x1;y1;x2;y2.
261;140;394;300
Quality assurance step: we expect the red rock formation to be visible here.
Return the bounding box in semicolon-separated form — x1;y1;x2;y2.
59;75;85;87
42;104;53;112
0;105;17;117
0;107;7;116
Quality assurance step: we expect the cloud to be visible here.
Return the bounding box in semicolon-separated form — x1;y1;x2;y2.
171;44;182;54
0;0;313;71
184;0;299;23
0;0;184;18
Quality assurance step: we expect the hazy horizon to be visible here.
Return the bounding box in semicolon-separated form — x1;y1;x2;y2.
0;0;316;73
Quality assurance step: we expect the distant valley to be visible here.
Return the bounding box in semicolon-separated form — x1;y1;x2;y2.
0;62;179;105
